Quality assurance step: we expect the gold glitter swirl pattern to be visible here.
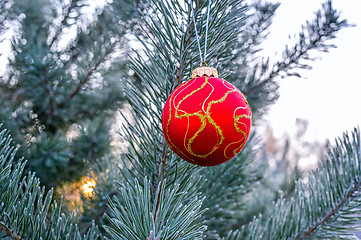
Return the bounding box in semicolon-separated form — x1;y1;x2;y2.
163;76;252;165
165;80;199;165
232;114;252;155
174;77;229;158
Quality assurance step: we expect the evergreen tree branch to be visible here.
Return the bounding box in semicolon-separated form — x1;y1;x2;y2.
0;125;102;239
200;136;265;239
41;66;55;125
105;178;206;239
244;28;326;96
80;189;117;236
49;0;80;49
244;0;350;96
124;0;203;184
114;0;247;238
299;181;361;239
58;43;114;107
243;127;361;240
104;0;236;237
0;221;24;240
173;0;201;88
1;0;136;187
151;0;202;217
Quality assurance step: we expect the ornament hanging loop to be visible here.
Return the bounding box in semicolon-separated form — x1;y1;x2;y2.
204;0;211;63
189;0;212;66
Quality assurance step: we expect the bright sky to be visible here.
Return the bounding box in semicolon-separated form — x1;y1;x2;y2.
261;0;361;143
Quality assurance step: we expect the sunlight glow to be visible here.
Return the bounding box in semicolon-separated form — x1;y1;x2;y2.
82;178;96;197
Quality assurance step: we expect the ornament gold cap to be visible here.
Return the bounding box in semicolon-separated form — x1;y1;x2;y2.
192;67;218;78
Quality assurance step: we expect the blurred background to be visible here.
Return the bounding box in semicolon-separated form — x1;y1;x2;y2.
259;0;361;170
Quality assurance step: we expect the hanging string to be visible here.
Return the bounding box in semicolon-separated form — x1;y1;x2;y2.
189;0;212;66
204;0;211;65
189;0;203;64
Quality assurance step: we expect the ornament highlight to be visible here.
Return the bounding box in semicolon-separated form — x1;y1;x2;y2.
162;67;252;166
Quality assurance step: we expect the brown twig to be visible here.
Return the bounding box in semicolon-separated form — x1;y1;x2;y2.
153;179;165;223
0;221;24;240
296;181;361;239
152;0;203;223
57;40;117;108
41;66;55;122
153;148;169;222
80;189;117;236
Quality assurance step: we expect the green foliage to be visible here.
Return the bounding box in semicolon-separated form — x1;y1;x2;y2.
234;128;361;240
0;124;101;239
29;132;73;183
85;0;352;238
77;158;121;236
200;135;264;239
107;0;352;239
0;0;357;239
0;0;137;188
225;0;351;119
105;178;206;239
0;0;11;33
101;0;249;238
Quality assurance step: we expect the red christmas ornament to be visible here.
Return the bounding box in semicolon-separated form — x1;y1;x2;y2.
162;67;252;166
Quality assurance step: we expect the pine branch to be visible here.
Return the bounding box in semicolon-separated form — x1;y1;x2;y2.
299;181;361;239
244;0;351;96
104;1;244;238
242;128;361;240
151;0;203;215
173;0;201;88
0;221;24;240
200;136;264;239
41;66;55;125
105;178;206;239
123;0;206;183
110;0;248;238
0;125;101;239
1;0;137;187
80;189;117;236
58;40;117;108
49;0;81;49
